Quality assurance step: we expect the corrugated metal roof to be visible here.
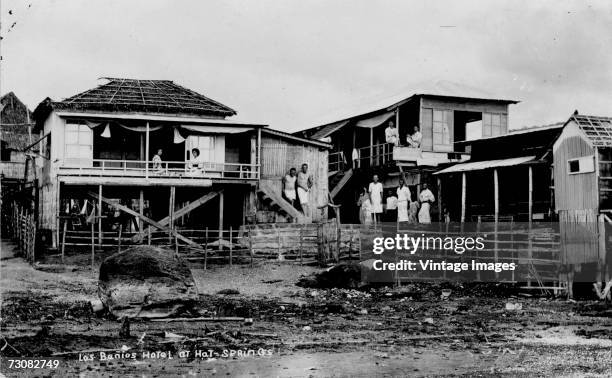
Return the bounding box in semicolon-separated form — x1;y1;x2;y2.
309;120;349;140
434;156;536;175
571;114;612;147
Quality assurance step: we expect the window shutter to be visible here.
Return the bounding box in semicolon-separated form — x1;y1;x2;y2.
421;108;433;150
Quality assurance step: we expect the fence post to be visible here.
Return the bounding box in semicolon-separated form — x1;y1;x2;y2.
277;227;282;260
61;220;67;264
299;226;303;266
174;233;179;258
204;227;208;270
229;226;233;267
248;225;254;267
147;227;151;245
91;221;95;272
118;224;122;253
31;217;36;264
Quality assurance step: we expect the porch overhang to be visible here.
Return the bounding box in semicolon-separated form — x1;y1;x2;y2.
54;110;267;128
434;156;537;175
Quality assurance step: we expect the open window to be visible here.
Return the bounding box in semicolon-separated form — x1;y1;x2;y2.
65;122;93;165
567;155;594;174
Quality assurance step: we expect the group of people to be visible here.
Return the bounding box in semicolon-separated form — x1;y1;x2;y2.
282;164;314;217
358;175;435;225
385;120;422;148
150;148;206;174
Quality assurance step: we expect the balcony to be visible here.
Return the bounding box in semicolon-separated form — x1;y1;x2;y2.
0;161;31;181
57;159;259;186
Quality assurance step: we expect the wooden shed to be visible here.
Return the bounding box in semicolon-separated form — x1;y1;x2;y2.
553;114;612;222
257;128;331;223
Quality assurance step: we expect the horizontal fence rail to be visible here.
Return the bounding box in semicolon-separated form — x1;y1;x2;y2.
58;159;260;180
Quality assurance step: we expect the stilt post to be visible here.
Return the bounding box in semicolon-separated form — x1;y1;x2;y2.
494;169;499;223
461;172;467;223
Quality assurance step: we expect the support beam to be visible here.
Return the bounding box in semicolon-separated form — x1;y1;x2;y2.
256;128;261;179
493;169;499;222
395;109;400;141
158;190;221;228
139;189;144;231
145;121;150;179
136;190;222;241
168;186;176;243
369;128;374;166
461;172;466;223
437;177;442;221
98;185;102;246
528;165;533;222
88;191;202;248
218;190;224;242
330;168;353;199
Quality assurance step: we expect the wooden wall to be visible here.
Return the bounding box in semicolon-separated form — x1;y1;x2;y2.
553;122;598;214
420;97;509;114
260;135;329;222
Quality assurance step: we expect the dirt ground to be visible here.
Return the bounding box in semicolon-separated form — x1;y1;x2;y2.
1;240;611;377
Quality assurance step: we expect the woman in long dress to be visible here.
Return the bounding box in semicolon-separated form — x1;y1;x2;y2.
357;188;372;225
408;201;419;223
418;183;436;224
396;179;411;222
368;175;383;224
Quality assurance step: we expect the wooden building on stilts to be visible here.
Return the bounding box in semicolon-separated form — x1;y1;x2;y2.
295;82;517;223
434;122;564;222
29;78;329;250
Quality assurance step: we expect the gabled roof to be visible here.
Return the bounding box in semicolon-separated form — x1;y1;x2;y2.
46;78;237;118
261;128;331;149
296;81;518;138
569;114;612;147
1;92;33;125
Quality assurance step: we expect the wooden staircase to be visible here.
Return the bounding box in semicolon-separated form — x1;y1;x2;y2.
330;168;353;199
258;181;308;223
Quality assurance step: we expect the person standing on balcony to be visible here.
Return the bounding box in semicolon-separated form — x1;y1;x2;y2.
297;163;313;218
152;148;164;173
418;183;435;224
282;167;297;206
385;120;400;146
352;147;359;169
396;178;411;222
407;125;422;148
368;174;383;224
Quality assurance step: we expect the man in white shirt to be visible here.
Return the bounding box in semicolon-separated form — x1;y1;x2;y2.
385;189;398;222
418;183;436;224
385;120;400;146
282;167;297;206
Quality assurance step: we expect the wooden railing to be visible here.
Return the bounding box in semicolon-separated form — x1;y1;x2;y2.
353;142;394;168
58;159;260;180
0;161;27;180
328;151;346;173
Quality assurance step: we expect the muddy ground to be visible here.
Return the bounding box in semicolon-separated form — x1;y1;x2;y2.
1;240;611;377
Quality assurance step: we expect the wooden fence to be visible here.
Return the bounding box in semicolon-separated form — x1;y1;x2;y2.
3;202;37;264
56;221;364;267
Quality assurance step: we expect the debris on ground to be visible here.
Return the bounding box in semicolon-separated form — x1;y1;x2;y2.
97;246;198;318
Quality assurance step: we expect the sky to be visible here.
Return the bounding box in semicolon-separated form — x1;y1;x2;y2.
1;0;611;132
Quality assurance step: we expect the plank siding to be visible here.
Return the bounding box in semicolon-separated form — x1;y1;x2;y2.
553;130;597;213
260;136;329;222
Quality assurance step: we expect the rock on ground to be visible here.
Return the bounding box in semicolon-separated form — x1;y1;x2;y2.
98;246;198;318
